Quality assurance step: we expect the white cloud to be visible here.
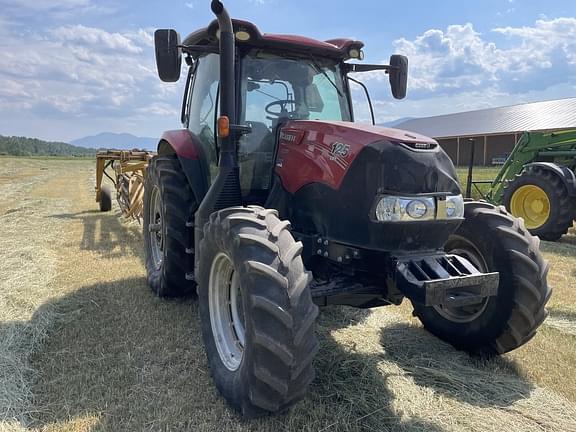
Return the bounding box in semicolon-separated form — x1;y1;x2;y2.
0;0;91;11
0;19;183;140
52;25;143;54
388;18;576;97
493;18;576;66
359;17;576;123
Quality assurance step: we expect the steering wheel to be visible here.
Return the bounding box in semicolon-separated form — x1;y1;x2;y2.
265;99;296;118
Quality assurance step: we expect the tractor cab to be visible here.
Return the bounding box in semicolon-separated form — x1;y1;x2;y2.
185;49;352;203
156;18;406;206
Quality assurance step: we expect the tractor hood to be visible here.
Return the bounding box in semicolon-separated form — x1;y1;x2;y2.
284;120;438;146
276;120;461;196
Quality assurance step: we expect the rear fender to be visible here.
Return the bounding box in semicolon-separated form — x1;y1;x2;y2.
157;130;210;201
525;162;576;197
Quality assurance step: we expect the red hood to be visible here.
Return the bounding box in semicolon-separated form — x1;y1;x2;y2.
283;120;437;145
275;120;439;194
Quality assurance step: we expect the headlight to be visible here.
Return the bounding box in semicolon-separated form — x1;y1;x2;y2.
374;194;463;222
375;196;435;222
445;194;464;219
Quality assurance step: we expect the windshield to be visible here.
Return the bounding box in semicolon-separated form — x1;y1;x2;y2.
240;52;351;128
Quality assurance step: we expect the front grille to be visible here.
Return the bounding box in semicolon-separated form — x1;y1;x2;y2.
400;141;438;151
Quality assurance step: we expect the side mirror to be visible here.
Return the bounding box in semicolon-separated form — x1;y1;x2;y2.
389;54;408;100
154;29;182;82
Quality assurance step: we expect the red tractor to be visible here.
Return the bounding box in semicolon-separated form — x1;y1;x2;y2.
144;0;550;417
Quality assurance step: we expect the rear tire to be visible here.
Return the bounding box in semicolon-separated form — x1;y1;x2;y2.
198;206;318;417
143;155;197;297
99;186;112;212
503;166;575;241
413;202;551;356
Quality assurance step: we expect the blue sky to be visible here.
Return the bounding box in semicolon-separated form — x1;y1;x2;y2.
0;0;574;142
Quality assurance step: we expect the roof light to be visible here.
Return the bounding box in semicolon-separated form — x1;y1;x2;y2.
349;48;364;60
235;30;251;41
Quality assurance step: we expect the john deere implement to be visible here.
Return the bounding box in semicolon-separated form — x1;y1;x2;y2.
467;129;576;240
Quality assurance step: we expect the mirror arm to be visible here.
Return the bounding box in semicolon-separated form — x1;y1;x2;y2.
345;63;394;73
178;44;219;55
348;76;375;126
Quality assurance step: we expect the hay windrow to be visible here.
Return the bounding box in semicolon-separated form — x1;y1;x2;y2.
0;159;74;430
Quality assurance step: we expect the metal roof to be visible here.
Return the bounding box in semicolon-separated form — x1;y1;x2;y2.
395;97;576;139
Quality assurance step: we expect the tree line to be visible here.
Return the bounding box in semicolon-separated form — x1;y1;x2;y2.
0;135;95;157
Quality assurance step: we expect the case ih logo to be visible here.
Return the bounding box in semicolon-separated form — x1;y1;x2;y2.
280;131;297;143
330;142;350;158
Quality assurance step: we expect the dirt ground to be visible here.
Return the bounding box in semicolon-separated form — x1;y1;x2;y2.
1;157;576;432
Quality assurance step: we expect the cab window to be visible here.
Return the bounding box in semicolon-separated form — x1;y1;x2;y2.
188;53;219;183
238;53;350;202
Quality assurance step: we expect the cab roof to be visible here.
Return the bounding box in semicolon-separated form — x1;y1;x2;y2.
183;19;364;60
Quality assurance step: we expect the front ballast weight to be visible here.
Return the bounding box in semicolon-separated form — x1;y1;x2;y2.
395;253;499;307
95;149;156;220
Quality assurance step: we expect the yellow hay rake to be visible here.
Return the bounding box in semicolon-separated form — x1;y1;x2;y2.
95;149;155;220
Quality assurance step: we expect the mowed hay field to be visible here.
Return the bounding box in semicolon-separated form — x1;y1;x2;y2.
1;157;576;432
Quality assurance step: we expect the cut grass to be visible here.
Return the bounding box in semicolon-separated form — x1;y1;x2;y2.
0;159;79;431
1;158;576;431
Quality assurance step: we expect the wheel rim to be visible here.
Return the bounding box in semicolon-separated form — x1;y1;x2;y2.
148;186;163;270
209;253;245;371
510;185;550;229
434;235;491;323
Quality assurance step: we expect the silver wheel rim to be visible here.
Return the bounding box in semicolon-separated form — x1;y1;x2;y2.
209;253;245;371
148;186;163;270
434;235;491;323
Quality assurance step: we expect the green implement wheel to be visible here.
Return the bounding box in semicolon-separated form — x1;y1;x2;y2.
503;166;576;241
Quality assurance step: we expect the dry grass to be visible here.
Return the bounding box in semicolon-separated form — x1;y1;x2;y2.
0;159;84;431
1;158;576;431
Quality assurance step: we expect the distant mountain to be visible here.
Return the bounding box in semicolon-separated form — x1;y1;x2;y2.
0;135;95;157
379;117;416;128
71;132;157;151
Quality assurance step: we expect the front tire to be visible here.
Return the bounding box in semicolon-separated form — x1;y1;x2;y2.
143;155;197;297
413;202;551;356
198;206;318;417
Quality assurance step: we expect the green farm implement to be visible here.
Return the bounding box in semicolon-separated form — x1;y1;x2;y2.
467;129;576;240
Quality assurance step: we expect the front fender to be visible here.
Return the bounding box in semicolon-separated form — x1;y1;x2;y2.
158;129;200;159
157;129;210;202
525;162;576;196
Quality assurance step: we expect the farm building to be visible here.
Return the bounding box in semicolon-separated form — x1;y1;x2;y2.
395;97;576;166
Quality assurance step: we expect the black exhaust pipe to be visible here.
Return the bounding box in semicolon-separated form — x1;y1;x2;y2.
194;0;242;275
210;0;236;132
